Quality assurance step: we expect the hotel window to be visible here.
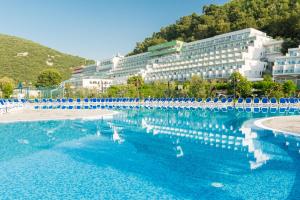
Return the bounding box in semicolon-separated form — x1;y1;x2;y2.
290;51;297;56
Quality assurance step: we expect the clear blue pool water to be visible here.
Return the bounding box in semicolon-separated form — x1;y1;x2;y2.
0;109;299;200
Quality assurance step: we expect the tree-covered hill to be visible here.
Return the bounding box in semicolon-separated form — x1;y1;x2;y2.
129;0;300;56
0;34;94;83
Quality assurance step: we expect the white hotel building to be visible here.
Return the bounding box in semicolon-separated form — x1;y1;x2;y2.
66;28;283;89
273;46;300;88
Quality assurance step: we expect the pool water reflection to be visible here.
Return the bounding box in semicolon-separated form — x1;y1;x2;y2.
0;109;299;200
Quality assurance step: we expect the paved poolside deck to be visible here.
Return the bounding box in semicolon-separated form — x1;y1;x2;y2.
0;108;117;123
255;116;300;135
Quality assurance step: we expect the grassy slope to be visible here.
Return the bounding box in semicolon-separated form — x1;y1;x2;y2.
0;34;93;83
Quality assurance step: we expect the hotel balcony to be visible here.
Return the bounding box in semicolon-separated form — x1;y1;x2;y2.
273;65;300;75
273;69;300;75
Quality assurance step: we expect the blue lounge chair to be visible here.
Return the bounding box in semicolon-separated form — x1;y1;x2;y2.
279;98;287;113
237;107;244;112
245;107;252;113
279;107;286;113
269;98;278;113
245;98;252;104
261;98;269;113
253;97;260;104
270;98;277;104
270;107;277;113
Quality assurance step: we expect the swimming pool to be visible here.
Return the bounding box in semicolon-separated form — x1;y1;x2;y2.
0;109;299;199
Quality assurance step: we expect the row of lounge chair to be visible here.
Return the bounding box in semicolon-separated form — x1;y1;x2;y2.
0;99;26;114
28;97;300;113
1;97;300;113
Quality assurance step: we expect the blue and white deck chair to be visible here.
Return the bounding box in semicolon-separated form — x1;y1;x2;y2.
253;98;260;104
75;99;81;109
213;98;219;104
205;98;211;109
270;98;278;113
227;98;234;110
237;98;244;104
245;98;252;104
220;98;227;112
270;97;277;104
55;99;61;109
67;99;74;109
261;98;269;113
236;98;244;112
83;98;89;103
96;98;101;109
288;98;297;113
91;98;97;109
279;98;287;113
253;98;260;113
244;98;252;113
42;98;47;103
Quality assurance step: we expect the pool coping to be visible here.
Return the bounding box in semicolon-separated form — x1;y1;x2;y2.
254;116;300;137
0;110;119;124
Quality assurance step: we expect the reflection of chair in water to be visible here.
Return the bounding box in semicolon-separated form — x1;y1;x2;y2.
241;127;270;169
112;126;124;144
176;145;184;158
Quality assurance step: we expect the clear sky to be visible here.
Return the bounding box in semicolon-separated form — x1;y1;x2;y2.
0;0;226;60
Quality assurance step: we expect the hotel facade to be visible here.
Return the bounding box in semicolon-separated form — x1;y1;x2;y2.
273;46;300;88
65;28;284;90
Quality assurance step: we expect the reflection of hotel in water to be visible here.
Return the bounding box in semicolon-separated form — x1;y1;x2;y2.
110;110;280;170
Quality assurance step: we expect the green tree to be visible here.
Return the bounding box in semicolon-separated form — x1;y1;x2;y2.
126;85;139;97
228;72;252;98
205;80;217;98
140;84;155;98
35;69;62;88
64;83;74;98
127;75;144;87
152;81;168;98
127;75;144;97
268;82;284;99
106;85;128;97
283;80;297;97
237;79;252;98
0;77;15;98
253;75;285;98
188;75;207;98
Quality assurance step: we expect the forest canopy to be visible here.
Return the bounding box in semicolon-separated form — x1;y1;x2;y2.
128;0;300;56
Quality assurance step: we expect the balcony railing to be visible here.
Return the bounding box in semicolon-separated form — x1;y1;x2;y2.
273;69;300;75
